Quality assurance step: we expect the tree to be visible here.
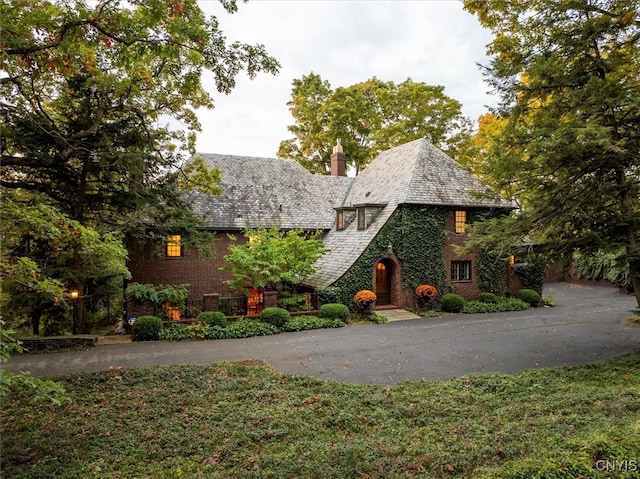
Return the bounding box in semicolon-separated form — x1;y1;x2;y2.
0;0;280;329
464;0;640;306
222;226;328;292
1;193;129;334
277;74;473;174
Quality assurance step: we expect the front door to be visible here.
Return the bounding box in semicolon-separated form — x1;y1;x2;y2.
375;261;391;305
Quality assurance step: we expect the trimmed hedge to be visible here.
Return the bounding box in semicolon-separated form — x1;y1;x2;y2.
463;298;530;314
198;311;228;328
132;315;163;341
319;303;351;322
282;315;345;332
260;307;291;329
440;294;466;313
518;289;541;307
477;292;499;304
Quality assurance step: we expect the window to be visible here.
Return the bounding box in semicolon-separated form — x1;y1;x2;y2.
166;235;182;257
451;261;471;281
455;210;467;234
357;207;366;230
337;210;344;230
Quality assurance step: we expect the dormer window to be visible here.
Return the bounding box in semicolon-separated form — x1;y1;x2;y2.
335;207;356;230
357;207;366;230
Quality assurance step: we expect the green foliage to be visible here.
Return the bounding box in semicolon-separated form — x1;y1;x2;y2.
282;315;345;332
278;73;474;174
441;293;466;313
477;292;498;304
319;303;351;322
259;307;291;329
317;287;342;304
125;283;189;316
277;293;311;312
0;320;69;405
464;0;640;307
131;316;163;341
2;353;638;478
511;257;547;295
158;323;191;341
518;289;541;307
197;311;228;328
223;226;327;291
476;250;507;295
1;196;129;334
332;205;446;308
575;250;632;288
463;298;529;314
224;319;279;339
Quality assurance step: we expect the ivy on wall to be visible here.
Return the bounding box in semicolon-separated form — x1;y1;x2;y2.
476;250;508;295
511;255;547;294
331;205;447;306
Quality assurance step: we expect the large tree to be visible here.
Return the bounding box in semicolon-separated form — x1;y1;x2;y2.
277;73;473;174
0;0;280;331
464;0;640;306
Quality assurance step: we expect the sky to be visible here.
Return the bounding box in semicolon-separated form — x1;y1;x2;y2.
195;0;496;158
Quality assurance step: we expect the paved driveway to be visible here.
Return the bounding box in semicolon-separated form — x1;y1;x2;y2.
5;283;639;384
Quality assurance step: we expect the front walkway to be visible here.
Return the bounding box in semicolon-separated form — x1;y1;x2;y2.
375;309;421;321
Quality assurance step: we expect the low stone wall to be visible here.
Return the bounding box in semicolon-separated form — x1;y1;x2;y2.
20;335;98;352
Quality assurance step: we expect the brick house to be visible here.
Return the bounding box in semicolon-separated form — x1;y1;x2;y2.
127;138;517;313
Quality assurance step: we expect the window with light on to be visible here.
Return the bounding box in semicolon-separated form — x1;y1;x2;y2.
166;235;182;257
455;210;467;234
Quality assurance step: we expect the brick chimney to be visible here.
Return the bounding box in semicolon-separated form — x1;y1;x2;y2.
330;139;346;176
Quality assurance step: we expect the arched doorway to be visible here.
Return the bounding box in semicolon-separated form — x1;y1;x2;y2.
374;254;403;307
375;259;393;306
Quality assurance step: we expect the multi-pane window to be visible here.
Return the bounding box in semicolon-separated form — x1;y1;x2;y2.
166;235;182;257
451;261;471;281
455;210;467;234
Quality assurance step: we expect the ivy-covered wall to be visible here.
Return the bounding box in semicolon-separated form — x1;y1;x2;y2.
331;205;447;306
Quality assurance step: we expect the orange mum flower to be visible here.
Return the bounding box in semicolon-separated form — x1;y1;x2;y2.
415;284;438;299
353;290;377;305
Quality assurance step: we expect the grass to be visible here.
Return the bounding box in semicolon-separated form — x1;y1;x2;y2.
2;353;639;478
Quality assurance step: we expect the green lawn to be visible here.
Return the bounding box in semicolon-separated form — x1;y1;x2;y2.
2;353;639;478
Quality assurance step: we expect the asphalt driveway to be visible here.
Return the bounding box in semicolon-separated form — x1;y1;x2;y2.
5;283;639;384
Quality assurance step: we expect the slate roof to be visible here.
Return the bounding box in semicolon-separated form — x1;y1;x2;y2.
186;154;352;230
187;139;514;289
307;139;515;288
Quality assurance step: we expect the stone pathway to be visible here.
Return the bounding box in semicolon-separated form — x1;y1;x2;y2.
374;308;422;321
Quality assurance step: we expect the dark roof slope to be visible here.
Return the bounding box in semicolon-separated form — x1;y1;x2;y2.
186;153;353;230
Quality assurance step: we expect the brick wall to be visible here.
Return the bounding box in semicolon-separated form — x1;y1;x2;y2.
443;210;482;298
128;232;245;300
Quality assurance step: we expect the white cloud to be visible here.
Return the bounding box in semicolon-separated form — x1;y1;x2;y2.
196;0;495;157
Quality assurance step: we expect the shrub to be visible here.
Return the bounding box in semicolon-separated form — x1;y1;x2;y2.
197;311;228;328
415;284;438;300
317;287;341;304
159;323;190;341
477;292;499;304
319;303;351;322
518;289;541;307
440;294;466;313
205;325;228;340
277;294;311;312
463;298;529;314
260;307;291;329
131;315;163;341
225;319;279;338
282;315;345;332
353;290;377;315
